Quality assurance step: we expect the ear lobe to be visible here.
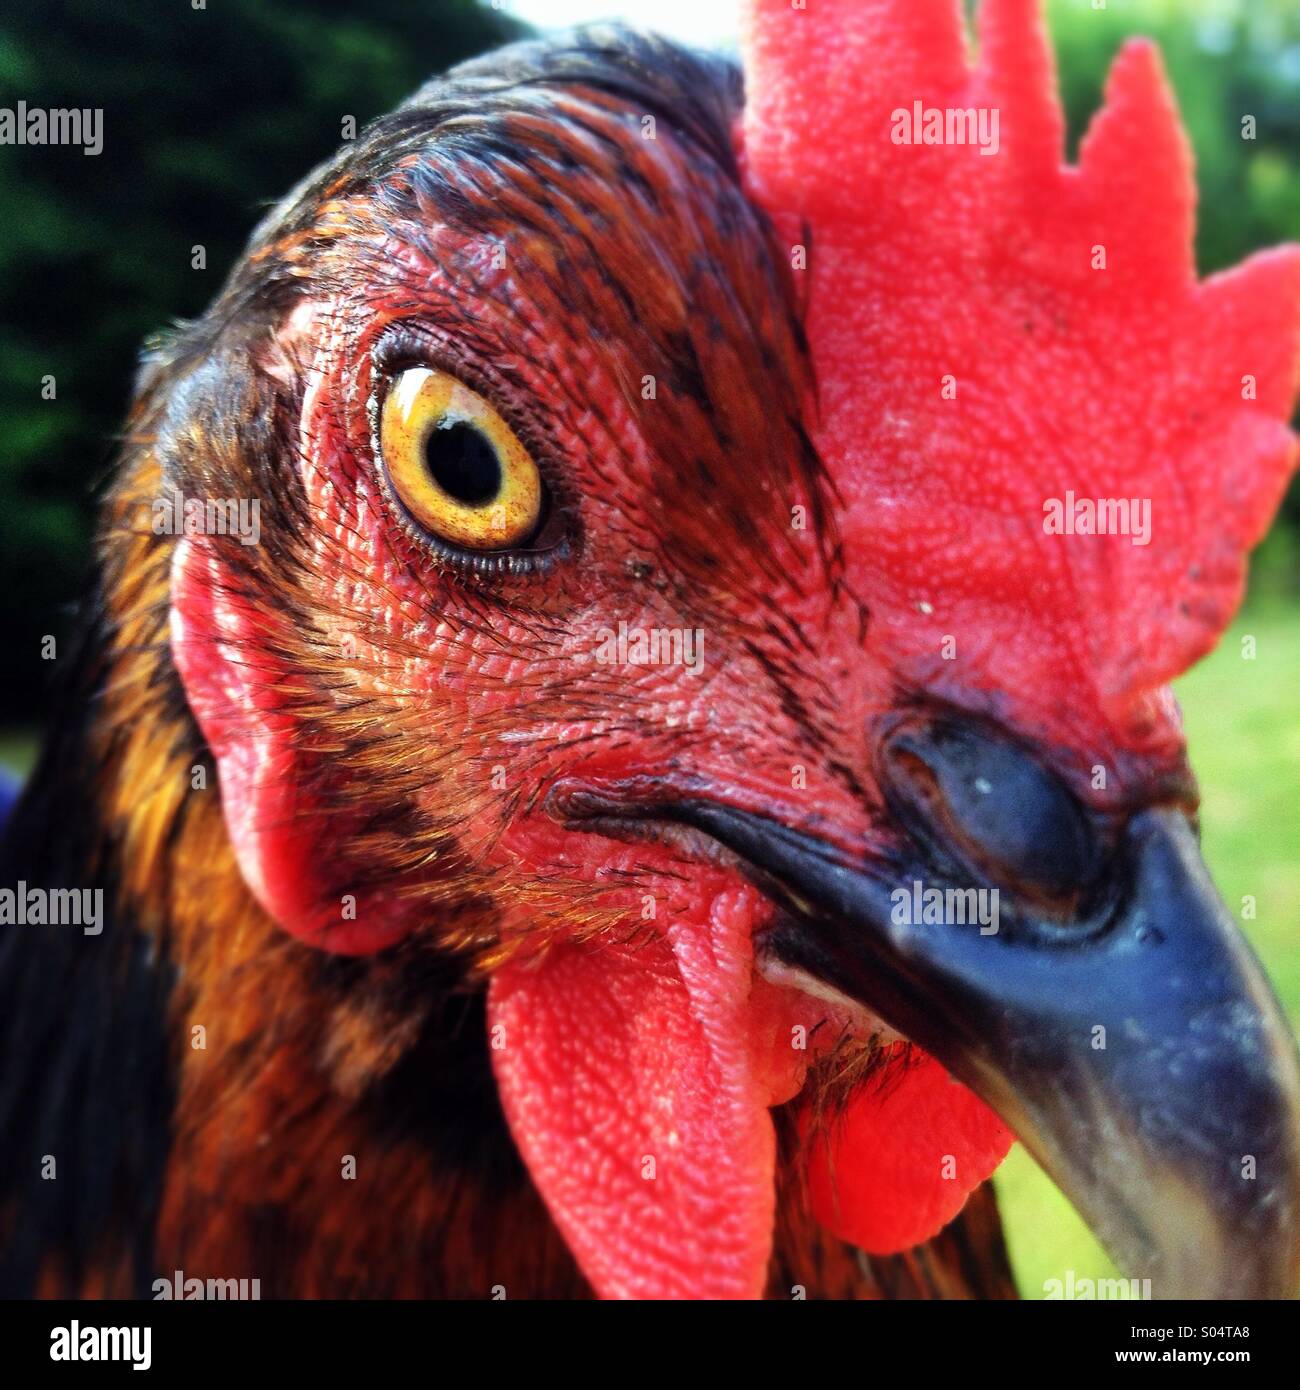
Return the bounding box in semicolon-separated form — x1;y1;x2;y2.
170;533;408;955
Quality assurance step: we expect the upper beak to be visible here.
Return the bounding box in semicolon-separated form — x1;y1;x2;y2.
663;769;1300;1299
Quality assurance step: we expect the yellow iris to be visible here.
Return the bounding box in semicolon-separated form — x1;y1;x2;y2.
379;367;542;550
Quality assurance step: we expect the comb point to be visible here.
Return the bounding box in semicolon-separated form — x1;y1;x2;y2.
1078;38;1194;290
974;0;1062;177
1197;248;1300;416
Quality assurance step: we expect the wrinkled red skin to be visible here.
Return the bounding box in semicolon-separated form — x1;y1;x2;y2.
175;243;992;1298
171;0;1300;1300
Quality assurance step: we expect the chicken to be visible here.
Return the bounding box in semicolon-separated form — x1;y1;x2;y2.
2;0;1298;1301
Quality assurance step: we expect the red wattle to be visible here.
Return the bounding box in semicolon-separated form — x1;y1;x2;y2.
804;1051;1013;1254
487;887;789;1299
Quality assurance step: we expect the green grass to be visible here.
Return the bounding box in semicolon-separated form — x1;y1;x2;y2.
3;606;1298;1298
996;602;1300;1296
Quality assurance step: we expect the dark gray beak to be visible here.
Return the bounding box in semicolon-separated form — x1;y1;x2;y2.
664;715;1300;1299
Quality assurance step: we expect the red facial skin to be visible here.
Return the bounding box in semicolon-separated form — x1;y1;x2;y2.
175;236;986;1298
170;0;1300;1300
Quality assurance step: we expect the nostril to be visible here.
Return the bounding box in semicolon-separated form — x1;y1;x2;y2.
877;715;1102;912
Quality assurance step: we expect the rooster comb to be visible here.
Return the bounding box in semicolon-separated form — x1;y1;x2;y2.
741;0;1300;751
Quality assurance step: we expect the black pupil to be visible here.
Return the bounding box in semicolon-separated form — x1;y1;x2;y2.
424;421;502;506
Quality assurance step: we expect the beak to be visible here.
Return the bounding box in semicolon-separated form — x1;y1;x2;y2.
658;736;1300;1299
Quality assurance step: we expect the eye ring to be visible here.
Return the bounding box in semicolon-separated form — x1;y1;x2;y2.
377;366;545;553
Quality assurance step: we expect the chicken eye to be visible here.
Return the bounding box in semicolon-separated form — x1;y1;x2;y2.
379;366;542;550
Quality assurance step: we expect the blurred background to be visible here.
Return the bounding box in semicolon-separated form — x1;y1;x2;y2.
1;0;1296;1297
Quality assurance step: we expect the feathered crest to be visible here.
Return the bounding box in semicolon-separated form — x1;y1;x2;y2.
742;0;1300;757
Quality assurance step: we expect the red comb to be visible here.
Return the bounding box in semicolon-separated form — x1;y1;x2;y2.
740;0;1300;1260
742;0;1300;759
